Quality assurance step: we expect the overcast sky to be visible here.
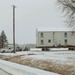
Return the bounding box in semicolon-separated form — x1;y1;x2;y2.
0;0;66;44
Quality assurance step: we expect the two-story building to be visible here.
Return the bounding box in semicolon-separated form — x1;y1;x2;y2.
36;28;75;49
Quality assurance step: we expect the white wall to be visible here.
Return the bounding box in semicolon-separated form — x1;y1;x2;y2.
36;31;75;47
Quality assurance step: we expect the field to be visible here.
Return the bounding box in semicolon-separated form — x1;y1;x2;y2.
0;49;75;75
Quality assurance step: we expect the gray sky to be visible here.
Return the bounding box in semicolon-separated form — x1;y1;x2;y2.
0;0;66;44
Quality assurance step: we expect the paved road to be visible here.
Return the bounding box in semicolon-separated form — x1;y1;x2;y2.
0;60;35;75
0;59;60;75
0;65;34;75
0;68;10;75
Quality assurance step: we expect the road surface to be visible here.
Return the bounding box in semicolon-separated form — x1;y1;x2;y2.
0;59;60;75
0;68;9;75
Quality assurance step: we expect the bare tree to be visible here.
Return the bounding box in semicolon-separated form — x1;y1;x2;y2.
57;0;75;29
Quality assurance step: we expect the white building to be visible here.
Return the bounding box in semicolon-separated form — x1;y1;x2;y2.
36;28;75;48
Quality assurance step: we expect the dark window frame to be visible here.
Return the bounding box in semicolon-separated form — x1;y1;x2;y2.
65;39;67;44
64;32;67;37
41;33;43;37
41;40;44;45
48;39;51;43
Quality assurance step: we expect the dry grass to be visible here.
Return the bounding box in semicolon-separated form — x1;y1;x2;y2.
8;56;75;75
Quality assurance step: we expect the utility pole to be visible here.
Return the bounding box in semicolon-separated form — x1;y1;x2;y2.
13;5;16;53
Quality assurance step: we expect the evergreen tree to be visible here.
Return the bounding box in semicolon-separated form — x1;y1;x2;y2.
0;30;8;48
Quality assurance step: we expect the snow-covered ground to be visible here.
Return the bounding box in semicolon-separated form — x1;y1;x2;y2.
0;49;75;75
0;49;75;65
0;50;75;65
0;59;60;75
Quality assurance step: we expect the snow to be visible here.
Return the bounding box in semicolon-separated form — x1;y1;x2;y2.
30;48;42;51
0;49;75;65
37;27;75;32
0;49;75;75
0;48;68;56
30;48;68;51
50;48;68;50
0;59;60;75
18;50;75;65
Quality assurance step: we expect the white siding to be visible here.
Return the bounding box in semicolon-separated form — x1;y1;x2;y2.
36;31;75;47
67;32;75;45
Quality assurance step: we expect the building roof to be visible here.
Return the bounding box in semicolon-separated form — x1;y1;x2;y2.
37;27;75;32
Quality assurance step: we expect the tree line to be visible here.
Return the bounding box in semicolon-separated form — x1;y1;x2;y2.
0;30;8;48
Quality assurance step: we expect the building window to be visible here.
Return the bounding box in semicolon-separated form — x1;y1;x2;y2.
41;33;43;37
71;31;74;35
64;32;67;37
41;40;44;45
65;39;67;44
48;40;51;43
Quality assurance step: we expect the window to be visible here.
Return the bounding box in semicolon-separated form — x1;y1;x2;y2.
41;40;44;45
71;31;74;35
65;39;67;44
48;40;51;43
41;33;43;37
64;32;67;37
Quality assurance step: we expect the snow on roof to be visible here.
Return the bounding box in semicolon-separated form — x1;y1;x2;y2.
37;27;75;32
